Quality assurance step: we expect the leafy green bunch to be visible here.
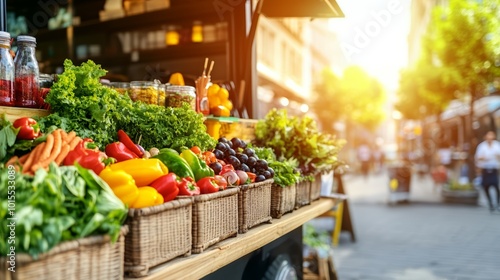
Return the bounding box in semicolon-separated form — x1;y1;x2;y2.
0;163;127;258
38;59;216;151
254;108;345;176
253;146;300;187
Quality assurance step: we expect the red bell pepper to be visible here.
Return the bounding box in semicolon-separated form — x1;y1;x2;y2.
63;138;112;175
117;130;144;158
178;177;200;196
12;117;41;140
197;177;221;194
105;142;139;162
150;173;179;202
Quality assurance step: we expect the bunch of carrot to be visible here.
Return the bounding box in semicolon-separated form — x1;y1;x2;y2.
6;129;83;174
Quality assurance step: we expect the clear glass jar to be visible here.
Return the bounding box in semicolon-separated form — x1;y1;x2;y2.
166;85;196;110
14;35;39;108
158;83;166;106
0;31;14;106
129;81;159;104
109;82;130;96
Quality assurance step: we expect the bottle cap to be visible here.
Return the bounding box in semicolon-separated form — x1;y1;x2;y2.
0;31;11;40
17;35;37;44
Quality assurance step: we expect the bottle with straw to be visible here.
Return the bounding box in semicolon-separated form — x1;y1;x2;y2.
195;57;213;115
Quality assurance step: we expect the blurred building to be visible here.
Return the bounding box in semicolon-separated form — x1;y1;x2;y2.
255;17;344;119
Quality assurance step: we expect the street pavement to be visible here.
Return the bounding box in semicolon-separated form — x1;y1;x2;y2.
308;169;500;280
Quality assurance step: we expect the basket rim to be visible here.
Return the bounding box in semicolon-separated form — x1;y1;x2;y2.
1;226;129;263
239;179;274;191
128;197;193;217
193;186;239;202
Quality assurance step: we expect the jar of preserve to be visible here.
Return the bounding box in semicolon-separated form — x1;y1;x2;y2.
129;81;159;105
109;82;130;96
0;31;14;106
166;85;196;110
14;35;39;108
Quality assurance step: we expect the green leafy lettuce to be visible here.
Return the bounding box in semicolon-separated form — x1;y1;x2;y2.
37;59;216;151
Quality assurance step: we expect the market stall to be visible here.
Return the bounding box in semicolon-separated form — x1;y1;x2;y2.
1;1;346;279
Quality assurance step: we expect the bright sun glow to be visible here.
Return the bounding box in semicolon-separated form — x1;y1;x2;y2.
328;0;412;92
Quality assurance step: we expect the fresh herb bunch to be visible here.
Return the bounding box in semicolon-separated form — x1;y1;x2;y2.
253;146;301;187
0;163;127;258
254;109;345;176
38;59;216;151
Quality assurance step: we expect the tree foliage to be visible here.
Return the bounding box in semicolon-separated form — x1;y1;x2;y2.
396;58;461;120
312;66;387;131
426;0;500;98
396;0;500;120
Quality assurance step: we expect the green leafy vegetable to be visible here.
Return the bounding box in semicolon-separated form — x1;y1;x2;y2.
37;59;216;151
0;163;127;258
253;146;301;187
0;115;19;162
254;109;345;176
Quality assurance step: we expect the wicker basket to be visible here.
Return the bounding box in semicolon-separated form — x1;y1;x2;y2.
192;187;239;253
295;179;311;209
310;173;323;202
270;183;297;219
1;227;128;280
124;198;193;278
238;179;273;233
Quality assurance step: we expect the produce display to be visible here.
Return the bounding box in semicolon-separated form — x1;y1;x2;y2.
0;58;345;277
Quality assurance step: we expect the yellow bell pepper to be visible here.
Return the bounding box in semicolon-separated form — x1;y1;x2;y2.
99;167;140;207
131;187;164;208
108;158;169;187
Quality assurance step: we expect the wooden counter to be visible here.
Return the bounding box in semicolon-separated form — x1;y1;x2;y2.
0;106;50;122
129;198;338;280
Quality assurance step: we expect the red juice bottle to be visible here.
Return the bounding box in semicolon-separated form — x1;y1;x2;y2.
14;36;39;108
0;31;15;106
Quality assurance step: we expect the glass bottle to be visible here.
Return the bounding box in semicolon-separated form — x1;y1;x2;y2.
14;35;39;108
0;31;14;106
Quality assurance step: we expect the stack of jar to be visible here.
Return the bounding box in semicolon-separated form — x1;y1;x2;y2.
0;32;41;108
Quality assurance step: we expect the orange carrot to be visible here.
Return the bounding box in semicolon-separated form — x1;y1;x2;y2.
32;130;62;172
19;153;29;164
55;144;70;165
39;133;54;162
66;131;76;145
5;156;19;167
69;136;82;151
23;143;45;173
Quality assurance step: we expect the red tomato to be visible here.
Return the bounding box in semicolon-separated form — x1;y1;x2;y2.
190;146;202;155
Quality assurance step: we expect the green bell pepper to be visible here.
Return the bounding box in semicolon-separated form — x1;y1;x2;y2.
180;149;214;181
153;148;196;179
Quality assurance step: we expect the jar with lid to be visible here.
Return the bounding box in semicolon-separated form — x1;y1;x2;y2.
0;31;14;106
109;82;130;96
14;35;39;108
166;85;196;110
129;81;159;104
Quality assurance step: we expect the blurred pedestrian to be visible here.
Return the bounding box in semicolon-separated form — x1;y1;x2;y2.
372;146;385;174
431;141;453;192
357;143;371;178
474;131;500;212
